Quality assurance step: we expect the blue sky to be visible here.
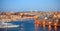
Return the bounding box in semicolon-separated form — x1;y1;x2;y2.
0;0;60;12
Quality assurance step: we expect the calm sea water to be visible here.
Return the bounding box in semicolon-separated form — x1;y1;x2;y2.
0;19;60;31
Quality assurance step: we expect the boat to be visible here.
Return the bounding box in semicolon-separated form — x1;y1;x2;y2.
0;22;19;28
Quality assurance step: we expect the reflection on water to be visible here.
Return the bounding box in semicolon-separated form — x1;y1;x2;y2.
34;20;59;31
20;24;24;31
0;19;60;31
54;26;57;31
35;23;58;31
42;21;45;30
54;23;57;31
48;25;51;31
48;22;52;31
35;23;40;31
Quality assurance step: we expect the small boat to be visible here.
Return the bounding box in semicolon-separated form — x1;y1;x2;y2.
0;22;19;28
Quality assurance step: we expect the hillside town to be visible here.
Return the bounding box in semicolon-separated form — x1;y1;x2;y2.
0;11;60;26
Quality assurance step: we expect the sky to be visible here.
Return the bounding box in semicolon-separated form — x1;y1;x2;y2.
0;0;60;12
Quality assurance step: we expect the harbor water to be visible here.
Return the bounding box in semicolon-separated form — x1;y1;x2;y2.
0;19;60;31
